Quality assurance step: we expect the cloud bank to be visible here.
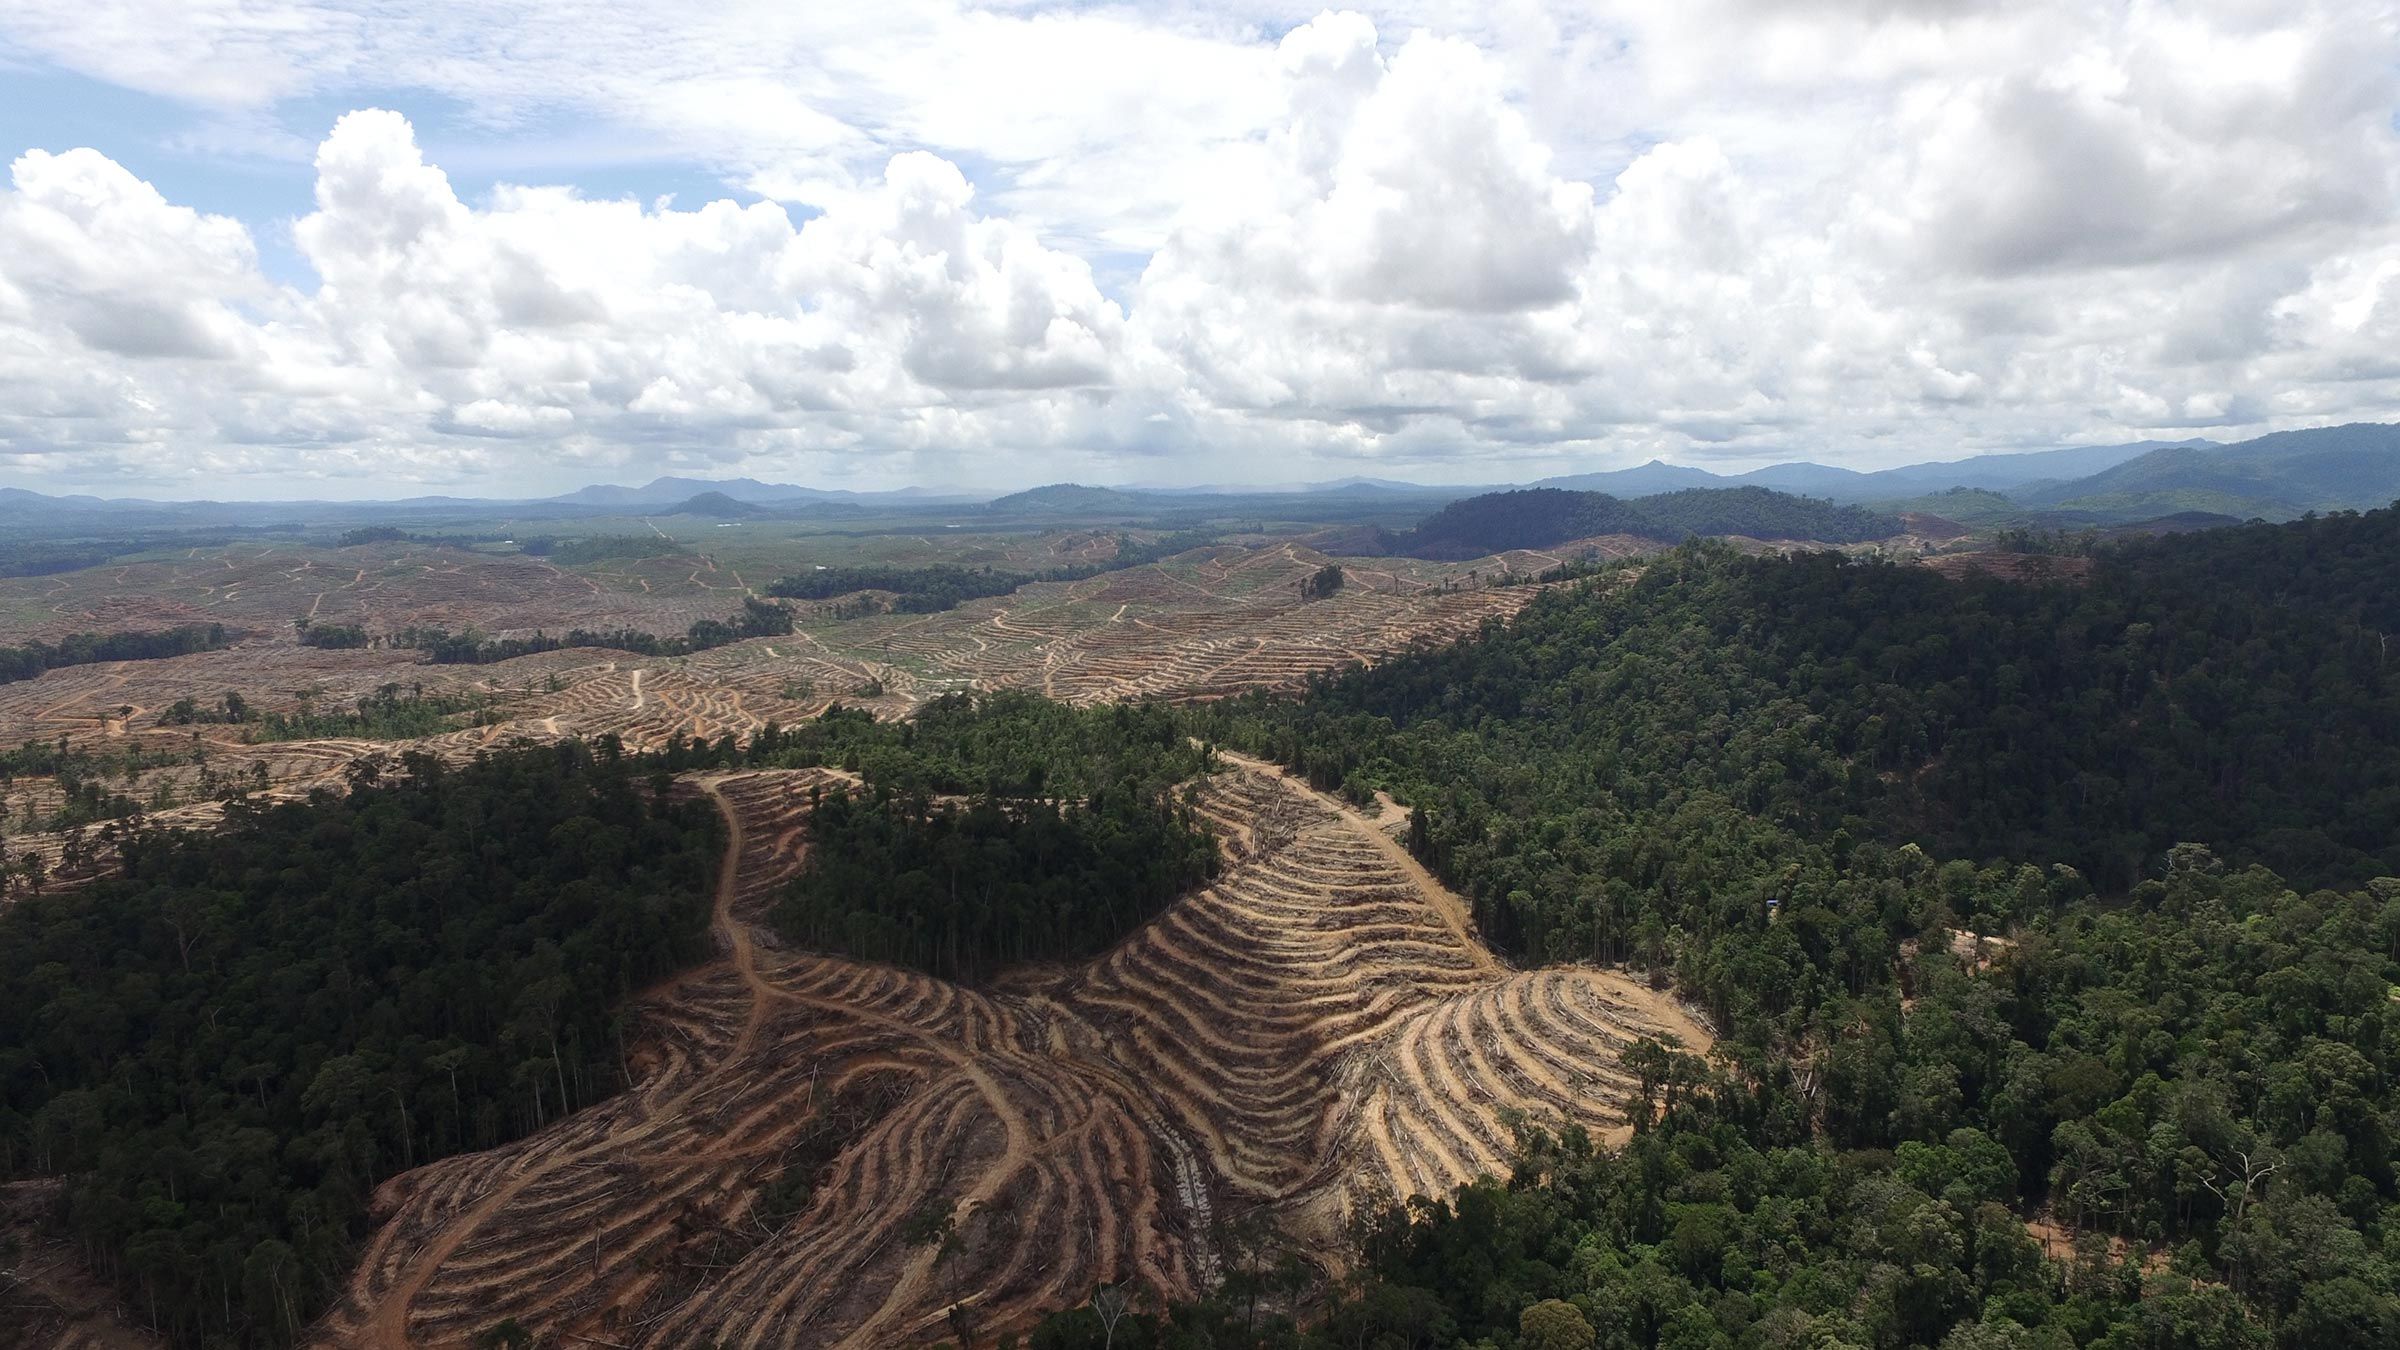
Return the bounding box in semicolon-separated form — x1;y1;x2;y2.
0;3;2396;493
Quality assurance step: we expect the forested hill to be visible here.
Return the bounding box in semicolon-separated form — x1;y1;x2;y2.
1389;485;1903;559
1223;507;2400;916
748;693;1221;983
1391;487;1653;557
1630;485;1905;544
1128;507;2400;1350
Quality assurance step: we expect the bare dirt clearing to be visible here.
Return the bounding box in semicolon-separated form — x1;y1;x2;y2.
0;540;1540;888
0;542;736;648
311;758;1706;1349
769;540;1540;707
0;1181;160;1350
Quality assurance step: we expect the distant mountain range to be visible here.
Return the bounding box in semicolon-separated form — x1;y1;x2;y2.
601;424;2399;526
1530;440;2209;501
2007;424;2400;519
2;424;2395;534
548;476;970;508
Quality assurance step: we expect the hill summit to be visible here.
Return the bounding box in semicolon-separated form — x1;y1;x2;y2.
666;491;769;519
985;483;1149;515
1390;486;1905;559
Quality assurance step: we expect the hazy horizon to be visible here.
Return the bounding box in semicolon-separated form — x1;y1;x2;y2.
0;434;2243;506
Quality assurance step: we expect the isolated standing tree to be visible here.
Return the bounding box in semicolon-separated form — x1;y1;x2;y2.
2203;1148;2283;1294
1622;1037;1671;1128
1090;1283;1131;1350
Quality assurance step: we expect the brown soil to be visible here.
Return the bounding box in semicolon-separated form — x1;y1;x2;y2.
1919;552;2095;584
0;1181;162;1350
305;760;1708;1349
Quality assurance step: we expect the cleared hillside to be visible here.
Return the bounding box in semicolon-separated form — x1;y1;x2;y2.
313;757;1704;1349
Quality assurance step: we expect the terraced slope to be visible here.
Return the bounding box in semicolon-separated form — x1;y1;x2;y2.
316;757;1707;1349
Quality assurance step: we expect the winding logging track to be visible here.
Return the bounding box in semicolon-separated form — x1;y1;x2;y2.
313;757;1708;1349
0;539;1553;888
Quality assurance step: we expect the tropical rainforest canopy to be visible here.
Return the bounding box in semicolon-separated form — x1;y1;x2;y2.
0;742;722;1346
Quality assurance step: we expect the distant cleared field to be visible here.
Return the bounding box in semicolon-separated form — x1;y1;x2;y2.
0;529;1547;893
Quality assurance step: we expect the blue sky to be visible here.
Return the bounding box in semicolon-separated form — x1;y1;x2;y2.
0;69;763;288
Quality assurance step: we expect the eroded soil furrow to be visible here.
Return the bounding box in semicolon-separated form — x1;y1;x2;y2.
312;755;1704;1348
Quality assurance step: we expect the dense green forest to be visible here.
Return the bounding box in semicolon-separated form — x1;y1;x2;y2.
157;684;492;742
0;623;232;685
518;534;689;566
251;684;491;742
0;743;722;1347
1049;508;2400;1348
747;690;1213;800
549;691;1214;801
396;596;793;663
1205;510;2400;954
764;531;1220;614
335;530;687;562
773;786;1217;982
767;562;1062;612
294;619;370;648
333;526;533;551
0;535;246;578
1393;488;1654;557
1388;487;1902;559
1633;487;1906;545
751;692;1220;980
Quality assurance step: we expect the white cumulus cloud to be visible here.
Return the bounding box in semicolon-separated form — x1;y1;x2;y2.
0;2;2396;491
